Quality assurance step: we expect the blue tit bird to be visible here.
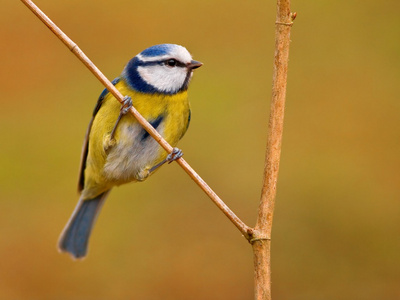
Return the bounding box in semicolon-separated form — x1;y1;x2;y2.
58;44;202;259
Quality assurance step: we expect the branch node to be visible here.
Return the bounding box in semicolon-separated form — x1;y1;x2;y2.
70;43;78;53
275;21;293;27
276;12;297;27
250;236;271;244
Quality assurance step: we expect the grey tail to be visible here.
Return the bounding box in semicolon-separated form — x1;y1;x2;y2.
58;191;110;259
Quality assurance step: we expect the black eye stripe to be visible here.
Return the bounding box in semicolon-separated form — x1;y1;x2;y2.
137;59;186;68
164;59;186;68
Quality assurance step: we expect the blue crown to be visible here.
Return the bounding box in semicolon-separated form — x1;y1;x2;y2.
140;44;174;57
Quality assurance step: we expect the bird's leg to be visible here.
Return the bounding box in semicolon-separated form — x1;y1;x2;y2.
109;96;133;141
135;148;183;181
149;147;183;174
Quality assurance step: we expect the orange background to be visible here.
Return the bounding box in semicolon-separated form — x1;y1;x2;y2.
1;1;399;299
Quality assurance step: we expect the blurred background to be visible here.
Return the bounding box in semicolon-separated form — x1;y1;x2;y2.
1;0;399;299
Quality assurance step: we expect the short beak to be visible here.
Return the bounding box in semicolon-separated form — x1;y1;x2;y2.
187;60;203;69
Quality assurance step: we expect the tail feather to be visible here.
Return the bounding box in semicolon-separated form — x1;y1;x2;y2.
58;191;110;259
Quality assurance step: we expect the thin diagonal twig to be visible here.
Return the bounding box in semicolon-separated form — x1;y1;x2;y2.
20;0;252;239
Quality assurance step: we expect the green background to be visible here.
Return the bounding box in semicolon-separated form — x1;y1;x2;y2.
1;0;399;299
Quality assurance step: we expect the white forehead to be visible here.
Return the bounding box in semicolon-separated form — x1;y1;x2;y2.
137;44;193;64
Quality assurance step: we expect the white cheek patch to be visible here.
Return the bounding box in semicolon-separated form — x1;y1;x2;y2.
138;65;187;93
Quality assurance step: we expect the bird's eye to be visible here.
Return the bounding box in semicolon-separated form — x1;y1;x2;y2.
165;59;178;67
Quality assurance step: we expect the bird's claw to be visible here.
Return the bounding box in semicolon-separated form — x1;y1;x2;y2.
121;96;133;114
103;133;117;152
166;147;183;163
109;96;133;141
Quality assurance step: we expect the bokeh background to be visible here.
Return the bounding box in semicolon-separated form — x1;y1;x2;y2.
1;0;399;299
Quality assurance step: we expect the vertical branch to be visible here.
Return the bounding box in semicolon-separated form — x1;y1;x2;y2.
252;1;295;299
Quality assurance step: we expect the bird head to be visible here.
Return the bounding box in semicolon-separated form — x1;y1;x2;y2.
123;44;202;95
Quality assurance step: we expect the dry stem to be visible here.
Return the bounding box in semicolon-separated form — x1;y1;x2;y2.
252;1;295;299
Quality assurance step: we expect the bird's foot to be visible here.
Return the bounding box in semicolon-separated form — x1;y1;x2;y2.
136;167;151;181
103;133;117;152
120;96;133;114
166;147;183;164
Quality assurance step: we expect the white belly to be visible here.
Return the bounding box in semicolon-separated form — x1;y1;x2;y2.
103;122;164;183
